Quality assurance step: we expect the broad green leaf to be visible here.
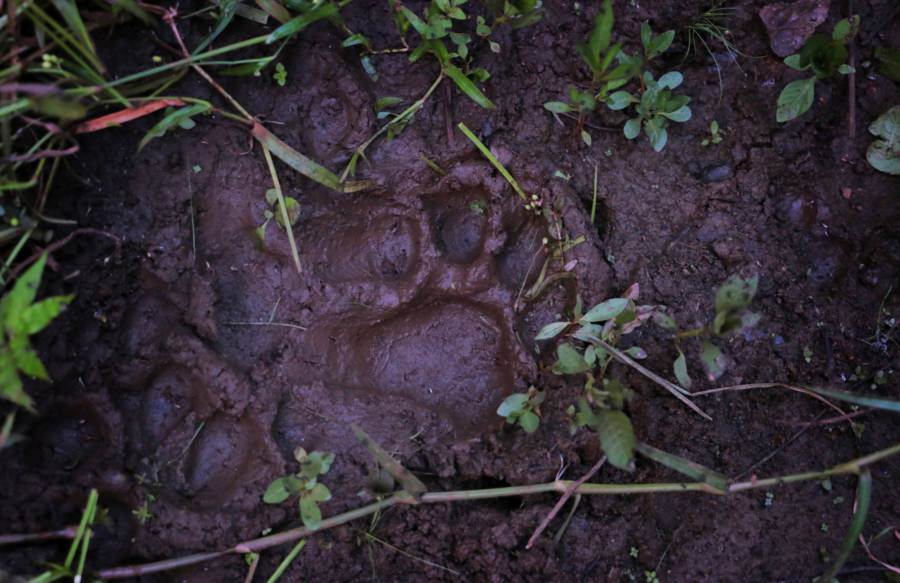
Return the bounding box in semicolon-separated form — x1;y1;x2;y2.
776;77;816;122
658;71;683;89
640;21;651;51
0;347;30;411
624;346;647;359
519;410;540;433
783;54;808;71
647;124;667;152
838;64;855;74
28;94;89;121
581;130;592;146
662;105;691;123
274;197;300;228
11;294;73;336
544;101;573;114
597;42;623;78
586;0;614;71
832;17;853;41
594;409;635;471
673;350;692;390
497;393;529;417
866;106;900;175
266;3;337;44
607;90;633;110
444;64;496;109
263;476;302;504
579;298;629;323
299;450;334;479
699;341;727;381
535;321;569;340
623;117;641;139
715;274;758;314
552;343;591;375
652;311;679;331
299;495;322;530
648;30;675;58
138;104;210;151
308;482;331;502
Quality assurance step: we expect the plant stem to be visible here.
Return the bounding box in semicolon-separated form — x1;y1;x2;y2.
457;122;529;202
261;145;303;275
90;441;900;579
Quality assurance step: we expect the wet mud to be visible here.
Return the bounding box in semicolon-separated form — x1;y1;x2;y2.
1;1;899;582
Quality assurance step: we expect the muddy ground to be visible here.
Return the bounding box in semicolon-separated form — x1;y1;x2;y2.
1;0;899;581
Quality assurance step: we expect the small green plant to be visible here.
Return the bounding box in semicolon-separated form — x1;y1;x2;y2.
497;386;545;433
263;448;335;530
253;188;300;248
0;254;73;412
701;120;725;146
865;105;900;175
874;46;900;82
543;3;686;150
273;62;287;86
776;16;858;122
608;71;692;152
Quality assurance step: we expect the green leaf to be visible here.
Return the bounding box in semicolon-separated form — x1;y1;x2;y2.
673;350;692;390
594;410;635;471
585;0;614;71
1;255;47;322
581;130;592;146
623;118;641;139
308;482;331;502
875;47;900;82
497;393;529;417
535;321;569;340
11;294;73;335
661;105;691;123
375;97;404;113
715;274;758;314
624;346;647;359
783;54;808;71
832;18;852;41
299;495;322;530
802;386;900;412
651;311;679;331
138;104;210;151
816;470;871;583
443;63;496;109
866;105;900;175
0;347;30;411
274;197;300;228
657;71;682;89
640;21;651;51
607;90;634;110
776;77;816;122
647;123;668;152
580;298;629;323
544;101;573;114
837;64;855;74
265;3;337;44
552;343;591;375
263;476;302;504
699;341;727;381
519;410;540;433
647;30;675;58
9;334;49;380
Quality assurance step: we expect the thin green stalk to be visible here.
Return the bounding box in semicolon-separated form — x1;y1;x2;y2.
590;165;598;224
458;122;528;202
265;539;306;583
815;470;871;583
92;441;900;579
340;72;445;182
261;144;302;275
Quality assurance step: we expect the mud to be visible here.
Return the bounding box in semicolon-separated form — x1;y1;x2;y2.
1;0;899;582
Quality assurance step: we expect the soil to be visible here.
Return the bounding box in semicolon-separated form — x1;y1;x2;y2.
1;1;899;582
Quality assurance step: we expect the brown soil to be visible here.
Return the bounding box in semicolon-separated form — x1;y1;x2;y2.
2;1;899;582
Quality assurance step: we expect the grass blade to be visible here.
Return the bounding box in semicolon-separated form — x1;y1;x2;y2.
250;122;371;193
457;122;527;201
443;63;496;109
815;470;872;583
265;3;337;44
803;386;900;412
265;539;307;583
635;442;728;492
138;103;210;151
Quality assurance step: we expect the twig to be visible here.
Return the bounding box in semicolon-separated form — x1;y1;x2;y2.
526;456;606;549
0;525;78;546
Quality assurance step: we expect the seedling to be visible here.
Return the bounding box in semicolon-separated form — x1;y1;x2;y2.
253;188;300;248
607;71;692;152
0;254;74;412
263;448;334;530
497;386;545;433
701;120;725;146
273;62;287;86
776;16;858;122
683;4;746;95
